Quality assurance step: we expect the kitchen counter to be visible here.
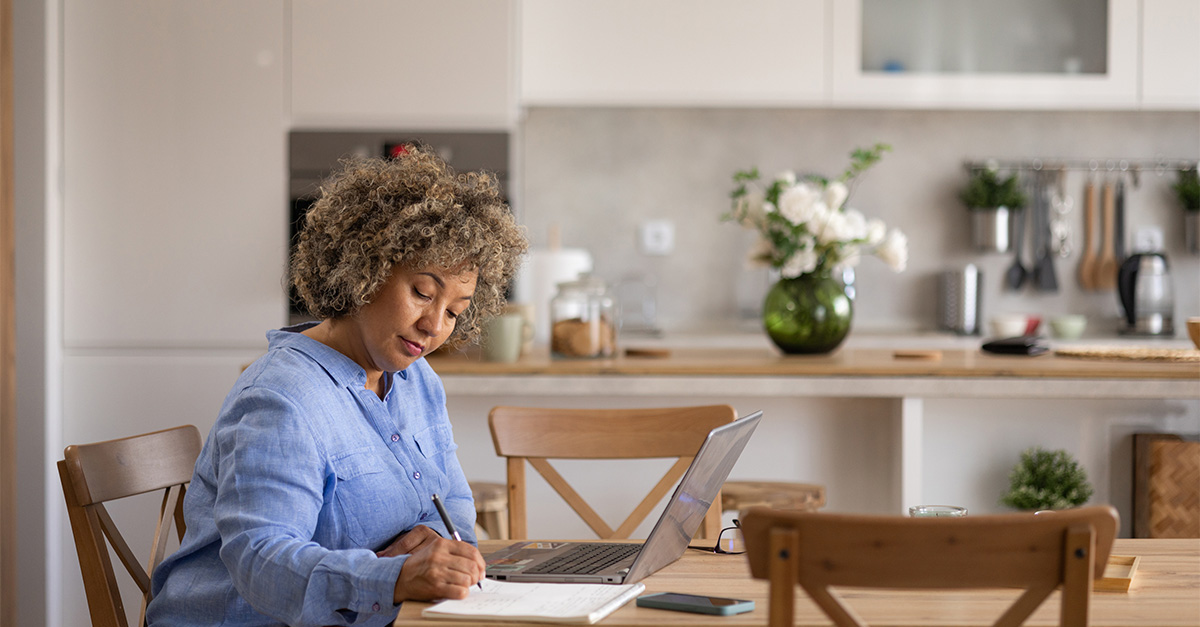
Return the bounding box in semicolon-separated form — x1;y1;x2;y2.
427;344;1199;401
429;335;1199;538
428;345;1198;379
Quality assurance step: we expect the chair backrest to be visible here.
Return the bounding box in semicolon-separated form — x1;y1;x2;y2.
488;405;737;540
741;505;1119;627
58;425;202;627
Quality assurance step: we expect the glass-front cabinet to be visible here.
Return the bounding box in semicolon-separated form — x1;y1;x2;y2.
831;0;1139;108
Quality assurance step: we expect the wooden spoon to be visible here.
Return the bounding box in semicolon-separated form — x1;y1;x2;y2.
1093;180;1118;290
1077;179;1097;290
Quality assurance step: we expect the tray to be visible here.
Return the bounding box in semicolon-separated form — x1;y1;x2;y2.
1094;555;1140;592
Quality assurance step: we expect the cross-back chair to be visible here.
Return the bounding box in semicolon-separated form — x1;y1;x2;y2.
488;404;737;540
58;425;202;627
741;505;1119;627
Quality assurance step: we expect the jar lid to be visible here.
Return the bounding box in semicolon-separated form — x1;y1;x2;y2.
556;273;609;293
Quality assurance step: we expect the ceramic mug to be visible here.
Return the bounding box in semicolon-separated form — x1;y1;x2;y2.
482;313;528;363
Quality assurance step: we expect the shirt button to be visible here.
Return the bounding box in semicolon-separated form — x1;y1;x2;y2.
390;433;400;442
413;471;421;480
372;602;380;611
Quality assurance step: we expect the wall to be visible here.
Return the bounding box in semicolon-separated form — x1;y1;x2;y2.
520;108;1200;336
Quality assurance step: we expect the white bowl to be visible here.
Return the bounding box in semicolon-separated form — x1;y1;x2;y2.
989;314;1028;338
1049;315;1088;340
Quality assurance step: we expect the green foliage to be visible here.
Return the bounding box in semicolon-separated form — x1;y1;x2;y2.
1173;169;1200;211
839;142;892;184
1000;447;1093;511
960;168;1027;210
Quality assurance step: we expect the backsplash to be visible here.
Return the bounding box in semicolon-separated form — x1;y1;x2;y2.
519;108;1200;336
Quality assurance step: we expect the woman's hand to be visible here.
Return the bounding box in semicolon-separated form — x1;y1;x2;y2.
392;533;486;603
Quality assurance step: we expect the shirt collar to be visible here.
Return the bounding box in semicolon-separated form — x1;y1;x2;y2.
268;322;414;388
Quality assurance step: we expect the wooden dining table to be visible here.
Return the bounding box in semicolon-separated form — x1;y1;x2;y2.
392;538;1200;626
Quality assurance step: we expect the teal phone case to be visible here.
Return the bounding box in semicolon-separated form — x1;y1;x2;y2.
636;592;755;615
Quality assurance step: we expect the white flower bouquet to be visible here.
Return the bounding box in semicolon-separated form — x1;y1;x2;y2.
725;143;907;279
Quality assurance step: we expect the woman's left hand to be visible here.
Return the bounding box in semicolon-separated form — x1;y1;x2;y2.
375;525;442;558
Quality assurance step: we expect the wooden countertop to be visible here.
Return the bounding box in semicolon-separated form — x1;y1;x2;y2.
428;346;1200;381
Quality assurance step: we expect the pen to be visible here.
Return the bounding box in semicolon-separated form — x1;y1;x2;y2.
431;493;483;589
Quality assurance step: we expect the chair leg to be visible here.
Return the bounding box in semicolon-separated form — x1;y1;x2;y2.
768;527;800;627
1061;524;1095;627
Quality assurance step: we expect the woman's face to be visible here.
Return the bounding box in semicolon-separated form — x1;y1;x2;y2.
352;265;478;374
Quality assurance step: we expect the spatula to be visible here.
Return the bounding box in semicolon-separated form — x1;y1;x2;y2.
1031;170;1058;292
1004;206;1027;290
1093;179;1118;290
1077;178;1097;290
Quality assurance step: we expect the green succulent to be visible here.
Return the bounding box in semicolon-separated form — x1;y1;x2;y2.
960;168;1027;210
1000;447;1093;511
1173;169;1199;212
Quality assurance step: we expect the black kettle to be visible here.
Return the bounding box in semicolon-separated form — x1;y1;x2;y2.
1117;252;1174;336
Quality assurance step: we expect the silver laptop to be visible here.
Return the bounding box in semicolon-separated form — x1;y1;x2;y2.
484;411;762;584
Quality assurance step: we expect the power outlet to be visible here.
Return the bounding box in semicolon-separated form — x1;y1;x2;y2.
639;220;675;256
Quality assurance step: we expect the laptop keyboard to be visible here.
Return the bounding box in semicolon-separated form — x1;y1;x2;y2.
524;543;642;575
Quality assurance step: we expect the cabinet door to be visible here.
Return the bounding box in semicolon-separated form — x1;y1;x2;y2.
1141;0;1200;110
291;0;514;128
63;0;287;347
830;0;1139;109
521;0;826;106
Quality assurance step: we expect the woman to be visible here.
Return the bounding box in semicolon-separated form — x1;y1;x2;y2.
148;146;528;626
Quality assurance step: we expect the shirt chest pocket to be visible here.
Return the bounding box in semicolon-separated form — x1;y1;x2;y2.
412;424;456;461
330;450;402;548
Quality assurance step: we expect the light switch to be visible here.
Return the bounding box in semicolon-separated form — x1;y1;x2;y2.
639;220;675;256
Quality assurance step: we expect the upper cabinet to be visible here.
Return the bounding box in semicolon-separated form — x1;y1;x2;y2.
1141;0;1200;110
520;0;827;106
290;0;515;129
63;0;287;348
830;0;1141;109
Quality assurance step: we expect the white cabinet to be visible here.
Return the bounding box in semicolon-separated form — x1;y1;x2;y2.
829;0;1140;109
1141;0;1200;110
520;0;827;106
290;0;515;128
63;0;287;347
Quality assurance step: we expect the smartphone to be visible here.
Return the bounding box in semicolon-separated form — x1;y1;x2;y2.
636;592;755;615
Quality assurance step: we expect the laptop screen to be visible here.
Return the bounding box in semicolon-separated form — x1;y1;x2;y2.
622;411;762;583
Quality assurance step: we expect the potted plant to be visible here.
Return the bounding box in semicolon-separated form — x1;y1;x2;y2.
1173;168;1199;254
1000;447;1093;511
960;167;1026;253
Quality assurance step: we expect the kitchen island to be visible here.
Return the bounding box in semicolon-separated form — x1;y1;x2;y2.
428;341;1199;539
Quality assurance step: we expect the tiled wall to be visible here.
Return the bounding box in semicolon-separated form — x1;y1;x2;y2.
520;108;1200;336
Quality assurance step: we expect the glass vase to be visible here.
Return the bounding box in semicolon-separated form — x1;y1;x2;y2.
762;273;853;355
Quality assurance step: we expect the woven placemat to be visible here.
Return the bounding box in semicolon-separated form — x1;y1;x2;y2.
1055;346;1200;363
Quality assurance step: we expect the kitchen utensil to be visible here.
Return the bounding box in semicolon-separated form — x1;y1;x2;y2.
1077;178;1098;290
1031;170;1058;292
1113;177;1126;262
937;265;983;335
1117;251;1174;336
1094;180;1118;290
1003;206;1027;290
1049;168;1073;259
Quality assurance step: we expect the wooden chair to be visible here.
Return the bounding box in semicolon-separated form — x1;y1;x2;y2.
469;480;510;539
721;480;825;514
741;505;1119;627
58;425;202;627
488;404;737;540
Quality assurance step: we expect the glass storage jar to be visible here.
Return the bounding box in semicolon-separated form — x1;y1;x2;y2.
550;274;617;359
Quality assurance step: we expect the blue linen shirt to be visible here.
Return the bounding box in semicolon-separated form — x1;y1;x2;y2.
147;324;477;627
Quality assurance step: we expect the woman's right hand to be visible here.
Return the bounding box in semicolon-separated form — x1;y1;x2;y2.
392;535;486;603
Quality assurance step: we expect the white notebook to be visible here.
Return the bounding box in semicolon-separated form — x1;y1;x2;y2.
421;578;645;624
